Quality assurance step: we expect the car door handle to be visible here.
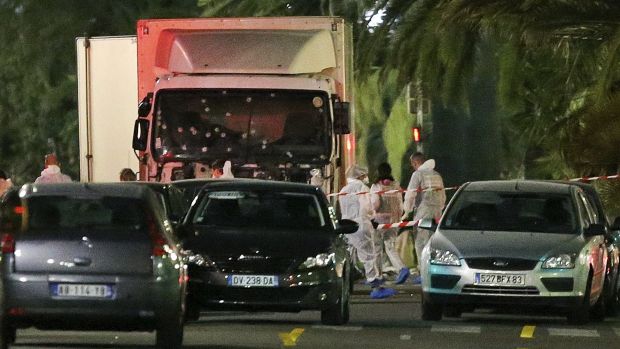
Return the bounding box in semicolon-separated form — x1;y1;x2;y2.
73;257;92;266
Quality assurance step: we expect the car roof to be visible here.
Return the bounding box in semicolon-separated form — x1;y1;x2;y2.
20;183;153;200
197;179;323;195
462;180;573;194
171;178;238;187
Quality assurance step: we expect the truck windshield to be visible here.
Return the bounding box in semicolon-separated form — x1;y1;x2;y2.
151;89;332;164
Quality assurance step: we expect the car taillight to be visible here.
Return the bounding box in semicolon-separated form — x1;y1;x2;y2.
1;233;15;254
147;216;166;257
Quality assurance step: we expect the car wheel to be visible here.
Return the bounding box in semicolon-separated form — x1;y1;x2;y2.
606;273;620;316
0;317;13;349
590;279;606;322
567;272;592;325
184;295;201;322
156;303;184;349
321;267;350;325
421;293;443;321
443;306;462;318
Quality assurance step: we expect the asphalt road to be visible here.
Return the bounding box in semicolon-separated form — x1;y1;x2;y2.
9;287;620;349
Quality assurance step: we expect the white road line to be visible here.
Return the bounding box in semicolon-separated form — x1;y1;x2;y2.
547;328;600;337
400;334;411;340
311;325;363;331
430;325;481;334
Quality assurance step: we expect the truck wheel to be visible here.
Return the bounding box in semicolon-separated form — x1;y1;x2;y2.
567;272;592;325
321;269;350;325
156;304;184;349
421;293;443;321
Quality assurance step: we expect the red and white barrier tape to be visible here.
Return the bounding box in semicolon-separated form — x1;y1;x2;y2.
568;174;620;182
327;185;460;198
376;219;420;230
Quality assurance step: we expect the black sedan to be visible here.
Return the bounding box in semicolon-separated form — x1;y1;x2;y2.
178;180;357;325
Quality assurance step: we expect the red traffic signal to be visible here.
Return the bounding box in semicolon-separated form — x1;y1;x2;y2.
412;127;421;142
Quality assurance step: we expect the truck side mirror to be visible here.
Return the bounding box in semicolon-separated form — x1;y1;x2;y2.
132;119;150;151
333;100;350;134
138;93;153;118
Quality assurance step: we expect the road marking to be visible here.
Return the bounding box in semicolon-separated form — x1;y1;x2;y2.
400;334;411;340
613;328;620;337
547;328;600;337
311;325;363;331
520;325;536;338
279;328;305;347
430;325;481;334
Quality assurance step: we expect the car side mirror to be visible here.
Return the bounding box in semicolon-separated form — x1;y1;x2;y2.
418;218;438;231
132;119;150;151
333;99;350;135
584;223;606;237
138;92;153;118
335;219;358;234
611;216;620;231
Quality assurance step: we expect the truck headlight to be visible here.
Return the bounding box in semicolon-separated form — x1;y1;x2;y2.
430;248;461;266
542;254;575;269
299;253;335;269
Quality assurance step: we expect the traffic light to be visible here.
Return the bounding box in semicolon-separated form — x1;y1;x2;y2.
412;126;421;142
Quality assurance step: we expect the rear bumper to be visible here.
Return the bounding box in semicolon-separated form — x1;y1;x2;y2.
2;273;181;330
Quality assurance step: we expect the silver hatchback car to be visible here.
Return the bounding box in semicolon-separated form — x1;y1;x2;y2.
0;183;186;348
419;180;607;324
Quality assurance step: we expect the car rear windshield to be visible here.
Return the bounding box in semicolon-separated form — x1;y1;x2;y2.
440;191;578;234
26;196;146;230
192;190;325;229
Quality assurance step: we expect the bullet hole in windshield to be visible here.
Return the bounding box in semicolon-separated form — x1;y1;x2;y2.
221;132;227;138
205;132;211;138
177;127;184;133
246;97;252;103
201;147;208;153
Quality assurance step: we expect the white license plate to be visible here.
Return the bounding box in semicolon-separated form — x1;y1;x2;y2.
474;273;525;286
227;275;278;287
53;284;113;298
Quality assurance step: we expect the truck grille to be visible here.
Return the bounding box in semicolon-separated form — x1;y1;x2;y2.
461;285;540;295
